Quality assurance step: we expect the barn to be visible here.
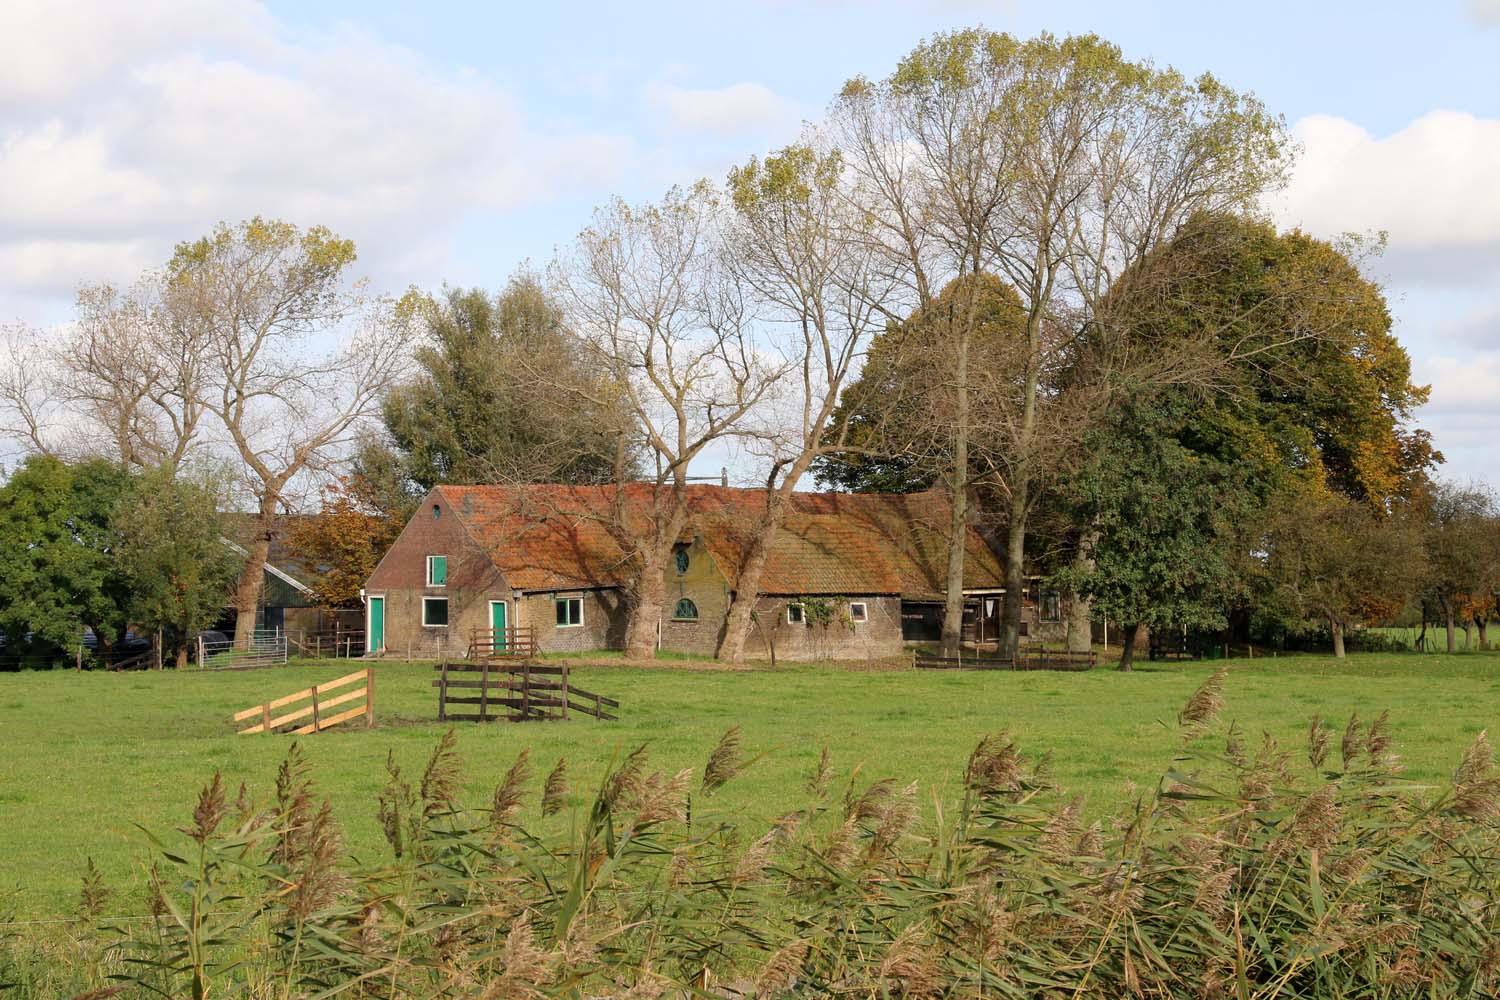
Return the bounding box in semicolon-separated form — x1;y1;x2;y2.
361;484;1067;660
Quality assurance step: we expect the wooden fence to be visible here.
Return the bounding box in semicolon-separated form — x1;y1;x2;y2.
467;626;539;661
915;647;1097;671
434;660;618;722
234;667;375;734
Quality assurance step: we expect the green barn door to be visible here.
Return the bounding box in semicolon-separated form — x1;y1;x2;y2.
367;597;384;653
490;601;507;651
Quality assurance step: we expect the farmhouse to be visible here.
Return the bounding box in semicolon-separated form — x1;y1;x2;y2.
362;484;1068;660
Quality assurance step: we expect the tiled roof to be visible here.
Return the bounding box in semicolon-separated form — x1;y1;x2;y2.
435;483;1006;597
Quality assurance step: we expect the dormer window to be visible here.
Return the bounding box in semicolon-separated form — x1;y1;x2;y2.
426;555;447;587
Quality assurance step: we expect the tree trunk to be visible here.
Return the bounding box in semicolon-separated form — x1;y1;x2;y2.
1479;617;1489;651
1117;623;1142;671
175;645;189;670
232;504;277;644
623;553;666;660
1330;617;1345;659
940;476;968;657
1444;601;1457;654
999;491;1029;661
1465;619;1475;651
1065;534;1095;654
717;519;776;664
940;321;972;658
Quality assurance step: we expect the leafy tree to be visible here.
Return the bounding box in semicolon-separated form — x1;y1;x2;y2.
374;274;626;494
1056;392;1259;670
1101;213;1438;507
1260;490;1425;658
113;468;238;668
1419;483;1496;653
0;455;132;657
288;475;404;610
814;274;1028;652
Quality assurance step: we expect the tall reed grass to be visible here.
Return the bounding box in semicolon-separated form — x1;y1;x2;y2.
5;672;1500;998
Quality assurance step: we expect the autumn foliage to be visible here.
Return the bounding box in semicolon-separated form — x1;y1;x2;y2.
289;476;403;608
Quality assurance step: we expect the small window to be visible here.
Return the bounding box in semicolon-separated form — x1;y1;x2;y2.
426;555;447;587
555;595;582;627
675;549;690;574
786;603;804;625
432;503;441;520
422;597;449;627
1040;592;1061;622
673;598;698;621
848;601;868;623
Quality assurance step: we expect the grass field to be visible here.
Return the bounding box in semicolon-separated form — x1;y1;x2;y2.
2;649;1498;918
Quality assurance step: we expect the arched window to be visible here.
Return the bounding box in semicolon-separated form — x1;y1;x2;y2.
432;504;441;520
673;598;699;621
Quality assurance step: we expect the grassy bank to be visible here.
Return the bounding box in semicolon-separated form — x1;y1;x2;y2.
1;649;1498;917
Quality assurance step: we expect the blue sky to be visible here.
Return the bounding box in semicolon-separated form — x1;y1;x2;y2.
3;0;1498;482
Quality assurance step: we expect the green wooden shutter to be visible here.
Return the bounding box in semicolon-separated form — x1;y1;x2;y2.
431;556;447;585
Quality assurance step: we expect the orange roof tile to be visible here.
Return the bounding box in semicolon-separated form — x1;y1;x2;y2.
435;483;1005;597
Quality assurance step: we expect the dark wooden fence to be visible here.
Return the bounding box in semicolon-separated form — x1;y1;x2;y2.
434;660;618;722
915;646;1096;671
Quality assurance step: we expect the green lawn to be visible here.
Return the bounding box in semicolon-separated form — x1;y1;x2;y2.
2;650;1498;917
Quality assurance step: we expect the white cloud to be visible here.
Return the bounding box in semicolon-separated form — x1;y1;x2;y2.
1469;0;1500;27
643;81;801;136
1414;350;1500;482
0;1;629;303
1273;107;1500;483
1274;110;1500;287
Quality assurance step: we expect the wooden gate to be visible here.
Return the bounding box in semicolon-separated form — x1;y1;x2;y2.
234;667;374;734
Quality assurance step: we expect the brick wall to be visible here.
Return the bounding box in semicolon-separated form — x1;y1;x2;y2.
658;538;731;656
366;491;510;657
520;589;628;654
743;595;905;661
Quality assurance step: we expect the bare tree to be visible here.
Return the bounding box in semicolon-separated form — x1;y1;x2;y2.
712;144;895;662
829;31;1289;657
58;281;210;473
0;323;63;464
552;183;785;659
165;218;418;641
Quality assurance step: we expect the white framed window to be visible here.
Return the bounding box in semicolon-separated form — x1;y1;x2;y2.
426;555;447;587
848;601;868;623
422;596;449;627
555;594;583;628
786;603;805;625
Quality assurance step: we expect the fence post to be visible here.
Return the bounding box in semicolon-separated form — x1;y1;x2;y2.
315;635;321;659
312;686;321;733
562;663;569;720
261;702;271;734
521;660;531;719
439;659;449;722
480;659;490;722
365;667;375;727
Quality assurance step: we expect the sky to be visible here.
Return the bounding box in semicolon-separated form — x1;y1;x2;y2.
2;0;1498;484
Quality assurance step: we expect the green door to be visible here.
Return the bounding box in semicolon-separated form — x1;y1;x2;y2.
490;601;507;651
367;597;384;653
